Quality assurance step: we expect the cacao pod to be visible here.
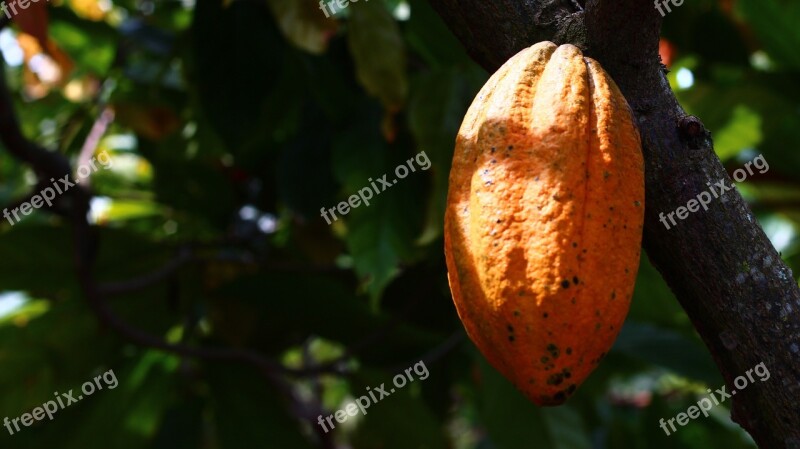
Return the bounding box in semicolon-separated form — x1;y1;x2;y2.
444;41;644;406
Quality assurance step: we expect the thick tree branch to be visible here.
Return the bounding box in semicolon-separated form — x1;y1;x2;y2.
428;0;585;72
430;1;800;447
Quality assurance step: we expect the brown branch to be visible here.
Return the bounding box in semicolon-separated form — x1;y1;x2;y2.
430;1;800;447
98;247;194;296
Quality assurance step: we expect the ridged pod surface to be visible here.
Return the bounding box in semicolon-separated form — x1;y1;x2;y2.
444;41;644;405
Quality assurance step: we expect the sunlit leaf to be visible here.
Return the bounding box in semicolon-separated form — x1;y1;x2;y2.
267;0;339;54
347;0;407;112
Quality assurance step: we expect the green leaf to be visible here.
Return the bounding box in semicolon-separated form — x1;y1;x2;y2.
4;351;178;449
612;322;720;386
266;0;339;54
347;0;408;111
477;357;592;449
330;111;425;303
736;0;800;69
190;0;302;154
349;367;447;449
404;0;473;68
206;362;313;449
408;67;484;244
711;105;763;161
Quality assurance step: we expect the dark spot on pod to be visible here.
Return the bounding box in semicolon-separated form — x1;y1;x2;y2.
507;145;513;150
571;298;576;304
547;373;564;386
547;344;560;358
543;312;549;318
572;242;578;248
611;290;616;300
561;280;570;289
553;392;566;402
541;356;549;364
566;347;572;355
567;384;577;394
496;219;501;223
507;324;514;332
513;310;520;316
491;159;497;164
562;368;571;379
508;335;515;342
491;147;496;153
572;276;579;285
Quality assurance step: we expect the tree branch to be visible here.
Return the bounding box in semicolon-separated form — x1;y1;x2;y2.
430;1;800;447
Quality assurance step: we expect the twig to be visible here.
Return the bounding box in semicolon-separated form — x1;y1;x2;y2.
390;330;465;373
98;247;194;296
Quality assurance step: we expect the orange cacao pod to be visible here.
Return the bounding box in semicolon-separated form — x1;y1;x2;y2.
444;41;644;405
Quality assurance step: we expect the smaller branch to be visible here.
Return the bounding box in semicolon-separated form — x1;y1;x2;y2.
98;247;193;296
389;330;465;373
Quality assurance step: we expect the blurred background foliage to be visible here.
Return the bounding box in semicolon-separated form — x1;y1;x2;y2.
0;0;797;448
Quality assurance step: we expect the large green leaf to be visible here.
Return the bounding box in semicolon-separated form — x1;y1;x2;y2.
206;362;313;449
477;357;592;449
347;0;407;111
737;0;800;69
347;367;447;449
408;67;484;244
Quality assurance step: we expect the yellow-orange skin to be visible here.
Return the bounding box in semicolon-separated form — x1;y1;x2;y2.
444;42;644;406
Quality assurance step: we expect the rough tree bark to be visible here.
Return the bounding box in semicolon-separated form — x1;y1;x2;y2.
429;0;800;447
